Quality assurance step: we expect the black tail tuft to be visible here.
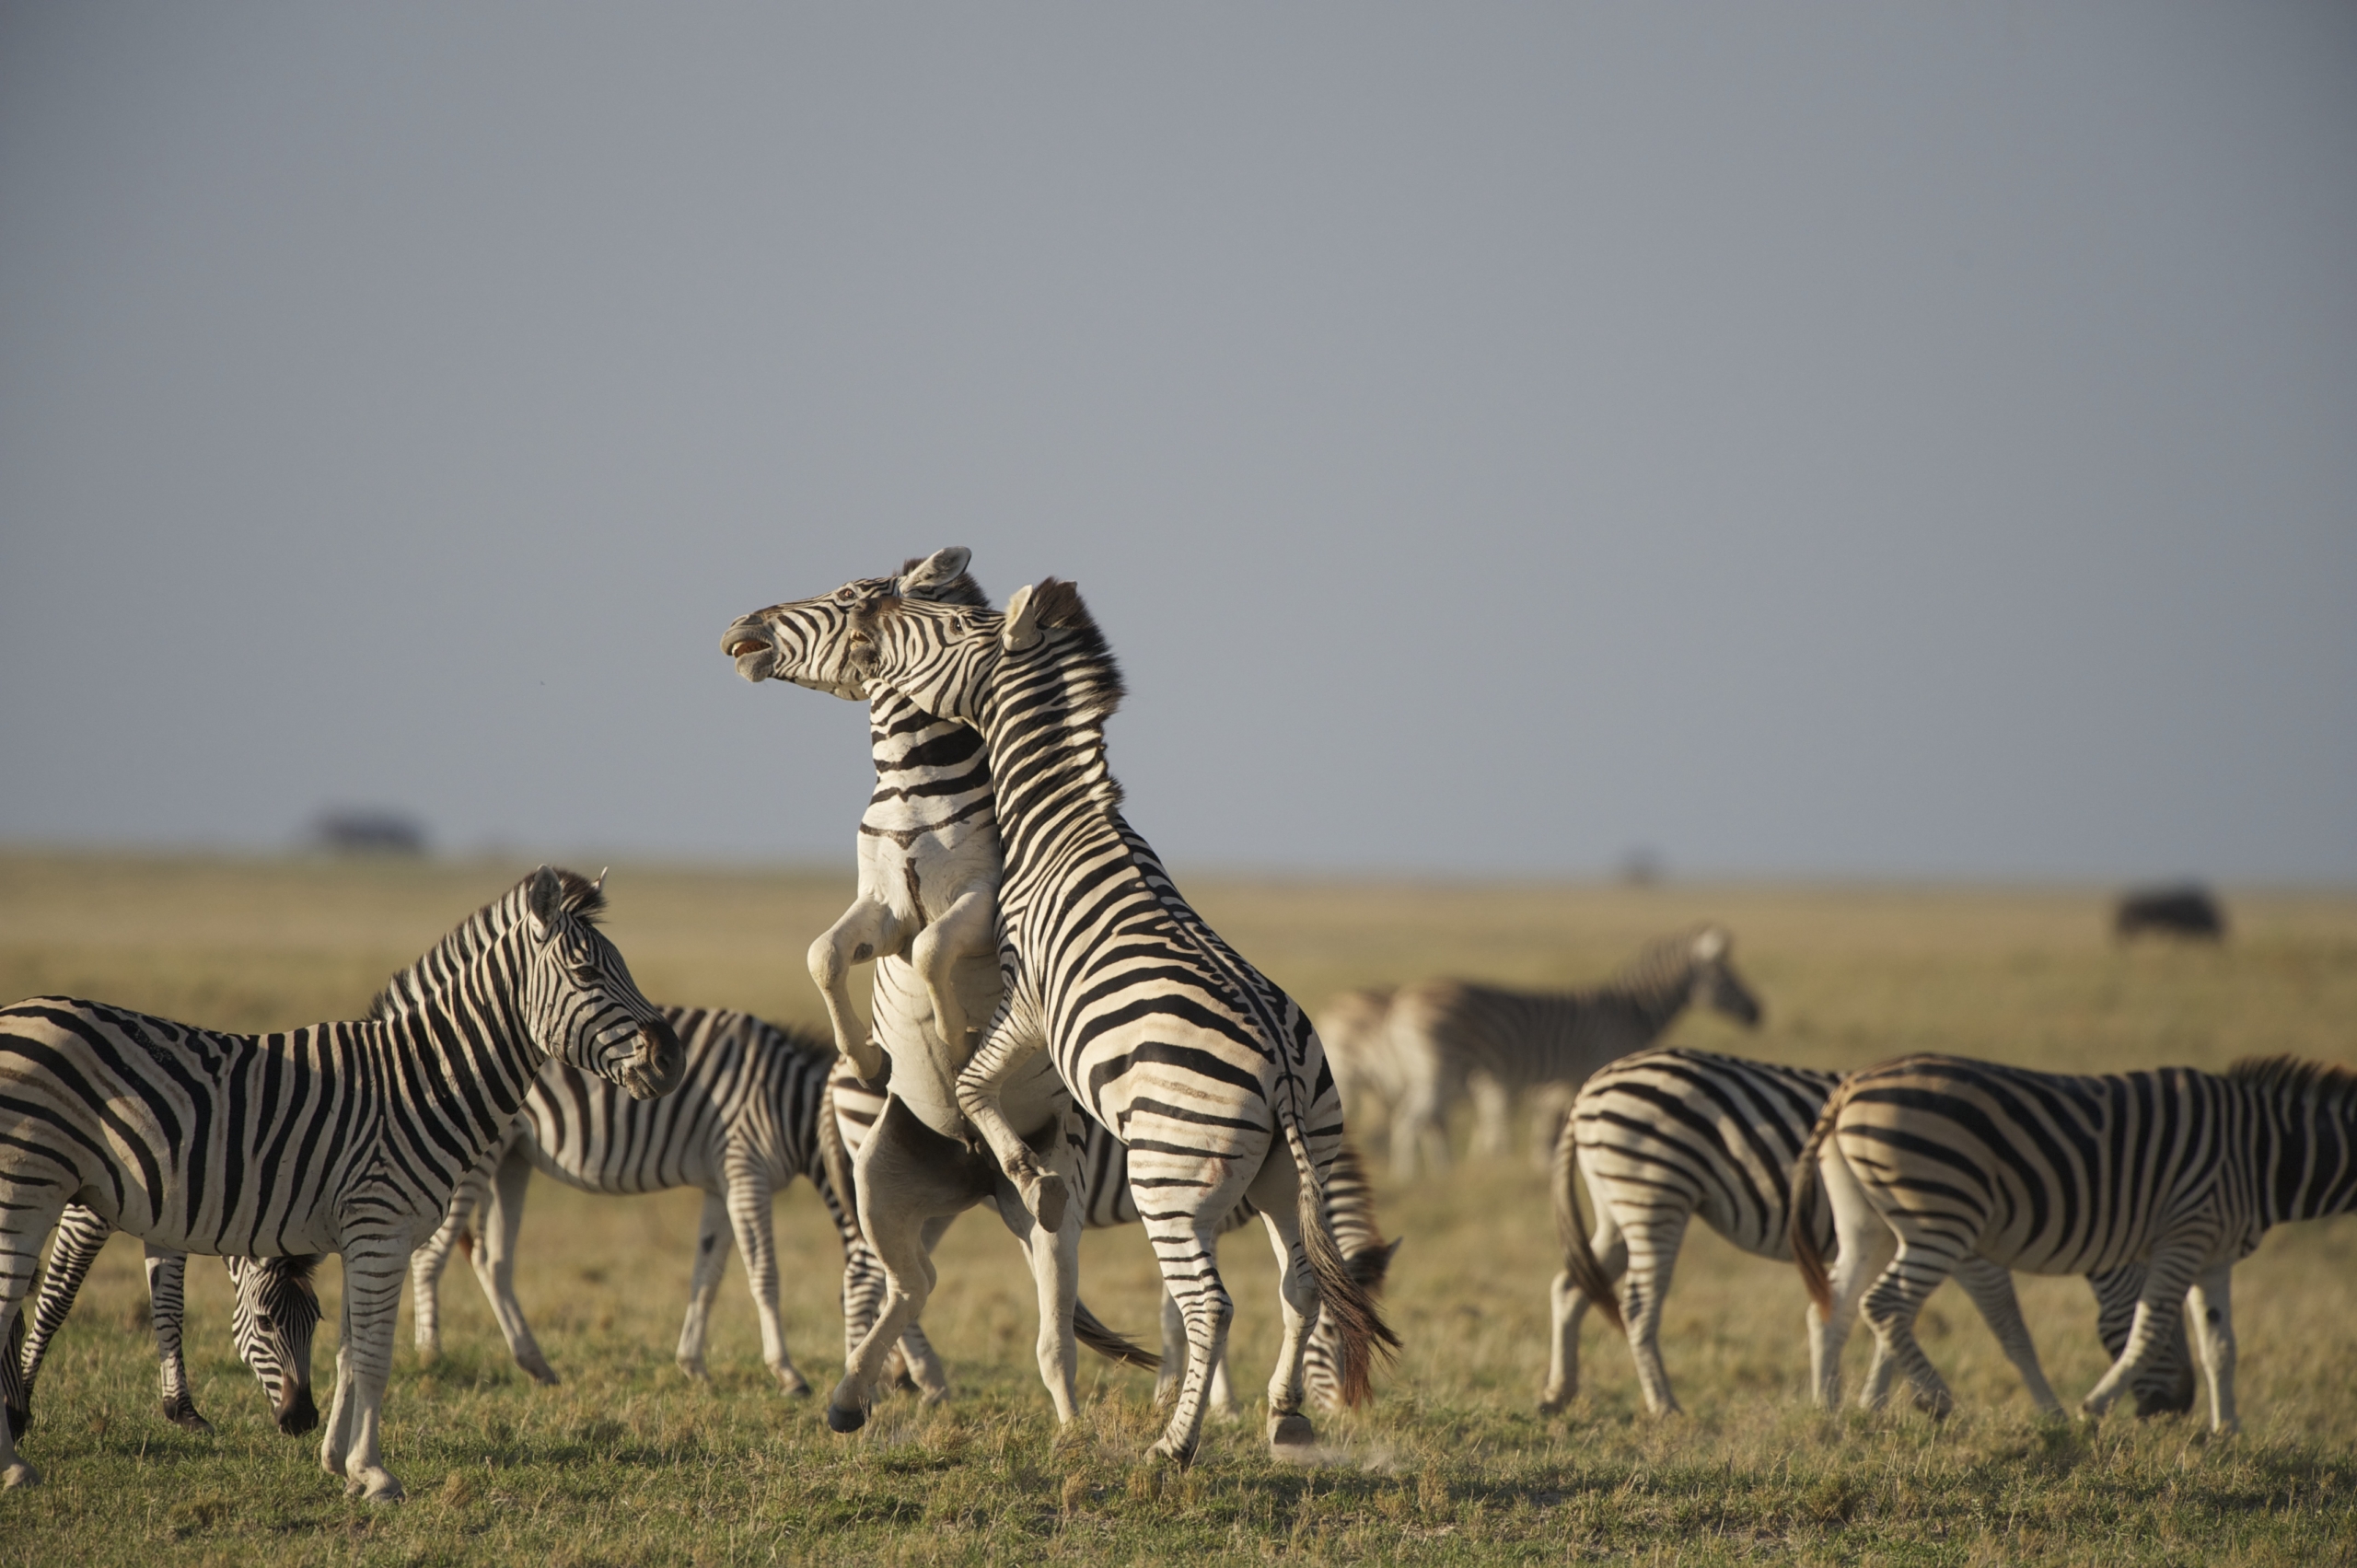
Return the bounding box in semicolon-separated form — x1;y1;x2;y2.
1289;1128;1401;1408
1790;1091;1845;1317
1073;1299;1160;1372
1552;1114;1623;1332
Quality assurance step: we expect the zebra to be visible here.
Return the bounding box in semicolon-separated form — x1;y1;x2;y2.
404;1005;900;1398
723;572;1397;1465
830;1056;1397;1416
0;866;684;1498
1326;925;1763;1180
1544;1047;2192;1418
1793;1052;2357;1431
730;551;1155;1434
11;1209;322;1437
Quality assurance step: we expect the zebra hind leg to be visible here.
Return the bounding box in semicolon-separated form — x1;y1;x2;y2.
14;1203;115;1439
675;1191;733;1381
1857;1245;1961;1418
1618;1215;1692;1417
723;1167;812;1397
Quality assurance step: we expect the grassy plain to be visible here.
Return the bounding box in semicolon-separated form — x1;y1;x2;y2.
3;850;2355;1565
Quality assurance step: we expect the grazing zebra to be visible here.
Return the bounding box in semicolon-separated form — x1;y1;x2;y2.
1545;1047;2191;1418
11;1209;322;1437
1794;1053;2357;1430
405;1005;893;1397
830;1056;1398;1415
1330;926;1763;1180
730;551;1153;1434
723;573;1397;1465
0;866;684;1498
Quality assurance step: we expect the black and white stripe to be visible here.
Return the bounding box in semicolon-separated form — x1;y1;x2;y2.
11;1208;321;1438
1545;1047;2189;1417
727;574;1396;1465
1327;926;1763;1179
0;867;683;1499
1794;1052;2357;1429
407;1005;865;1397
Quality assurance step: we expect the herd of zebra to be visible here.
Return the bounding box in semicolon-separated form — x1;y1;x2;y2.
2;546;2351;1505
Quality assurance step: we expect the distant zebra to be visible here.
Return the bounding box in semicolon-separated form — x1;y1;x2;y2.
726;573;1396;1465
1329;926;1763;1180
11;1209;321;1437
830;1057;1399;1415
406;1005;892;1397
0;867;684;1498
1794;1053;2357;1430
1545;1047;2191;1418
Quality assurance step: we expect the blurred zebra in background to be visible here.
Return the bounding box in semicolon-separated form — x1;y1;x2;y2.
1544;1047;2191;1418
1323;925;1763;1179
1796;1053;2357;1430
409;1005;890;1398
12;1208;321;1437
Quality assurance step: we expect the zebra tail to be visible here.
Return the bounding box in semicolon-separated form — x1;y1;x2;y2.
1551;1117;1623;1333
1790;1086;1845;1318
816;1080;865;1249
1287;1122;1402;1408
1073;1298;1160;1372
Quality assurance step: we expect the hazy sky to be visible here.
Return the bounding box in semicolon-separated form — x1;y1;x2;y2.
4;4;2351;880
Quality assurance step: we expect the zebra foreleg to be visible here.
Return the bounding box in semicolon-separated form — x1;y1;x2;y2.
1467;1073;1512;1162
465;1146;559;1386
2090;1263;2198;1417
675;1191;734;1382
2079;1239;2209;1426
319;1239;409;1503
145;1248;212;1433
410;1148;494;1361
722;1164;810;1397
909;886;995;1057
1951;1257;2063;1415
807;899;902;1082
2184;1265;2238;1434
954;1024;1068;1235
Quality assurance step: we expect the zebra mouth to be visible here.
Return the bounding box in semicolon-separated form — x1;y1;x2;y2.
722;621;780;683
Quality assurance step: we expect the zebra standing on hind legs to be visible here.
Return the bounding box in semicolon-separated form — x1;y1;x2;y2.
0;866;684;1498
11;1210;321;1437
723;570;1398;1466
1327;925;1764;1180
1544;1046;2192;1418
1794;1052;2357;1431
729;551;1157;1435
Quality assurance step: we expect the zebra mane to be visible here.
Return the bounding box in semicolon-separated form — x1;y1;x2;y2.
1608;924;1719;993
368;868;605;1020
2227;1055;2357;1101
1023;577;1125;722
898;557;990;609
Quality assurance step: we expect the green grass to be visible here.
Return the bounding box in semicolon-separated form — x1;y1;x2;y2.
5;852;2356;1564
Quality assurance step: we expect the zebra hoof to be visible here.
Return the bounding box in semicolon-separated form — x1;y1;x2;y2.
3;1458;41;1490
826;1402;867;1434
1148;1434;1198;1470
161;1399;215;1434
776;1368;813;1399
1268;1412;1317;1451
345;1468;405;1504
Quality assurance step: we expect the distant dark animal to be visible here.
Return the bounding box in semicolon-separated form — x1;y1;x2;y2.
2115;886;2224;941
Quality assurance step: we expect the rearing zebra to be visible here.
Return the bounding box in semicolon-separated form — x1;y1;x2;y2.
724;574;1397;1465
1794;1052;2357;1431
1325;926;1763;1179
1547;1046;2191;1418
0;866;684;1498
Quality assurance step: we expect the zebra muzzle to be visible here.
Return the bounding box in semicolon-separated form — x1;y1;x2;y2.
624;1016;686;1098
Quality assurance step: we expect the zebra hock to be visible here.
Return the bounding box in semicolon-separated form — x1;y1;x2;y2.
0;867;683;1499
1793;1053;2357;1431
730;551;1157;1434
11;1207;321;1438
1544;1046;2191;1419
726;571;1397;1466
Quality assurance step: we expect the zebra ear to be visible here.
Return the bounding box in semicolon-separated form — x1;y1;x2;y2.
900;547;970;596
1692;927;1727;962
526;866;564;941
1002;583;1043;652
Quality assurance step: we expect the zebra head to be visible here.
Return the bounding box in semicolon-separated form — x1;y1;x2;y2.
227;1255;322;1435
721;547;985;697
517;867;685;1099
1687;925;1763;1028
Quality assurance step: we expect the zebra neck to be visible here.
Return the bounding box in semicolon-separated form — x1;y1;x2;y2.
861;690;993;839
974;665;1123;880
369;891;547;1148
1590;963;1695;1039
2259;1093;2357;1225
